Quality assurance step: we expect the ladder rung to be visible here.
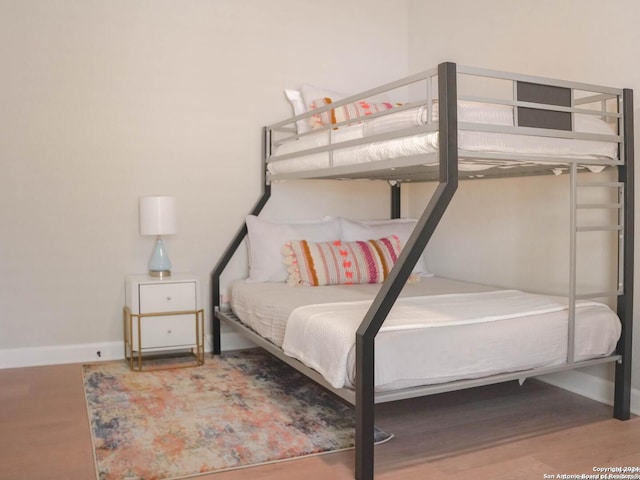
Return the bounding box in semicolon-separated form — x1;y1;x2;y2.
576;225;623;232
577;182;623;188
577;203;622;209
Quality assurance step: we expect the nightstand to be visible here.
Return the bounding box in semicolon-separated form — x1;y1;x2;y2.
123;273;204;371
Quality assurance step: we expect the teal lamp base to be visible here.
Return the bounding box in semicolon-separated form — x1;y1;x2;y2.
148;236;172;278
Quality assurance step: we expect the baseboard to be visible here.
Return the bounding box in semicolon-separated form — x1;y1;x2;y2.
0;341;125;369
2;340;636;416
538;369;640;416
0;332;256;370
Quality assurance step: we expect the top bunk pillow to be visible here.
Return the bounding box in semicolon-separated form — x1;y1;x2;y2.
300;84;393;130
284;89;311;134
338;217;432;276
281;84;396;134
308;97;395;130
301;84;348;112
300;84;392;110
283;85;348;135
245;215;341;283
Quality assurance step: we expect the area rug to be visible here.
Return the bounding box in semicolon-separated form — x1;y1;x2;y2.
83;349;392;480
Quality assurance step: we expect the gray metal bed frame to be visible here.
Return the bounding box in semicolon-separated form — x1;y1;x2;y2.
211;62;634;480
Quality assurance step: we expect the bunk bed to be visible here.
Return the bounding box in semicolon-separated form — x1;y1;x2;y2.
210;63;634;480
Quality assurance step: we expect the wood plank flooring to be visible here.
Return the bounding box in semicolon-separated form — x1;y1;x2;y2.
1;362;638;480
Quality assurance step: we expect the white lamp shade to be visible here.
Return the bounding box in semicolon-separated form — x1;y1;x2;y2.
139;196;177;236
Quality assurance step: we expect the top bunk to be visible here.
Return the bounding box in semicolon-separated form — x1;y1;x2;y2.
266;62;627;183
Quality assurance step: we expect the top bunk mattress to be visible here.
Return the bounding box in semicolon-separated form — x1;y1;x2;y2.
229;277;621;391
268;101;619;177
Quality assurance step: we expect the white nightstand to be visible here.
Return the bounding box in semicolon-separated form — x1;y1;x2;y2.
123;273;204;371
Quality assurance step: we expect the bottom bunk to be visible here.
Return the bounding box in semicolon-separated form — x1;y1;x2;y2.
216;276;622;405
231;277;620;389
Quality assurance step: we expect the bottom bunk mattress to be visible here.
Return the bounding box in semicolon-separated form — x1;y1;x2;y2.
229;277;621;391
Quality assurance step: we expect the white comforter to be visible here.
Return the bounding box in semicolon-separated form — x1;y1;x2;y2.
281;290;617;389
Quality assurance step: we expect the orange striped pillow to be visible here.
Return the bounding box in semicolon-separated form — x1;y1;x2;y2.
308;97;395;129
282;236;403;287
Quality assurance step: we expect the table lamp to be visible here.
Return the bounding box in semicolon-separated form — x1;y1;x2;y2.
139;196;177;278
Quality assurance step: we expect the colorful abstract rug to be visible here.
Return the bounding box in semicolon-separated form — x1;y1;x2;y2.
83;349;391;480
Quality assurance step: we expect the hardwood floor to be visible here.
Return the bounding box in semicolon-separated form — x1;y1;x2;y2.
1;362;639;480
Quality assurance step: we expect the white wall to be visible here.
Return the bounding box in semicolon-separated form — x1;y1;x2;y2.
406;0;639;387
0;0;408;361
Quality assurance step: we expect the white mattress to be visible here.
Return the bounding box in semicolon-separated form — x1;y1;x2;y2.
229;277;621;391
268;102;618;175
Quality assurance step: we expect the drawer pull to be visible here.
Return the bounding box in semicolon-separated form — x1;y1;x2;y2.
167;329;172;334
166;296;172;301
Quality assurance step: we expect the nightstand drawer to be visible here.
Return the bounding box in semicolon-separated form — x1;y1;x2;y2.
139;282;196;313
140;314;196;349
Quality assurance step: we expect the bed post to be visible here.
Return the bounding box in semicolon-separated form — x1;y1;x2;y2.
390;182;401;219
210;126;272;355
354;62;459;480
614;88;634;420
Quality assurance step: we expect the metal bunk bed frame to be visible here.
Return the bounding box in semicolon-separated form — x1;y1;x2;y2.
211;62;634;480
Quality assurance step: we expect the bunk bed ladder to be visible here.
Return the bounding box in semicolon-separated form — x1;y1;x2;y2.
567;88;634;420
569;167;624;363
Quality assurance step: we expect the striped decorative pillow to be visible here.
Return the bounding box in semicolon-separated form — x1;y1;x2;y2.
308;97;395;129
282;236;403;287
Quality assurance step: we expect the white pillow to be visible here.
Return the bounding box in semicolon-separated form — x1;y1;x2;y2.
338;217;432;276
284;89;311;134
246;215;341;282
